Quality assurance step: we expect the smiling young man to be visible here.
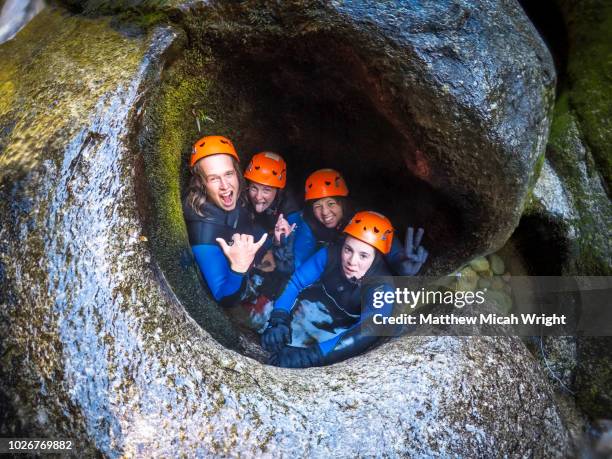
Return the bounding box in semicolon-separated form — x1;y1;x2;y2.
183;135;268;306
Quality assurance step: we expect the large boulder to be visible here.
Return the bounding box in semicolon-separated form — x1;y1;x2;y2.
0;5;574;457
63;0;556;275
521;0;612;419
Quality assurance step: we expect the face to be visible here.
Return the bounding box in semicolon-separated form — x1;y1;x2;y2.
341;236;375;280
247;181;278;213
312;197;344;229
197;154;240;211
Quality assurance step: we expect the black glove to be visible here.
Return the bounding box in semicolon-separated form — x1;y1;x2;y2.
397;227;429;276
268;345;324;368
273;232;295;274
261;309;292;352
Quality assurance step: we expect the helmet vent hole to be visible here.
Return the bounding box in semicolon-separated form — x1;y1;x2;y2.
325;181;331;186
272;170;277;175
355;219;362;224
373;226;379;233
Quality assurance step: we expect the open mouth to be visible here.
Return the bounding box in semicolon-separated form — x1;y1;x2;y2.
254;201;269;212
219;190;234;207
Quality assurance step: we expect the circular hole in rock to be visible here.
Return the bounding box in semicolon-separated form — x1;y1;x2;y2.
140;28;470;362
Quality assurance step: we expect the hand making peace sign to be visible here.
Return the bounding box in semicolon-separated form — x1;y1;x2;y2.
397;227;428;276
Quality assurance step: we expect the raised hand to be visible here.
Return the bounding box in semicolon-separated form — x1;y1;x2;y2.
273;231;296;274
274;213;297;245
216;232;268;273
398;227;428;276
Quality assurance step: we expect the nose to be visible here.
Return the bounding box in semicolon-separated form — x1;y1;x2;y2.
348;252;358;266
219;176;229;189
255;190;264;201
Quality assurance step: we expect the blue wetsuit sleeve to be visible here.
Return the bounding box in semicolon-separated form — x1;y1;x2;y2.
287;211;301;226
274;248;328;312
318;283;395;358
292;215;318;269
192;244;245;302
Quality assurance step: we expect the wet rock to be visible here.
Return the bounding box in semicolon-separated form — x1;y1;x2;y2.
457;266;479;291
0;5;573;456
522;56;610;420
525;1;612;420
557;0;612;192
469;256;490;273
533;336;578;394
576;337;612;419
179;0;555;275
486;290;513;314
489;253;505;275
0;0;45;45
477;277;492;289
491;276;505;291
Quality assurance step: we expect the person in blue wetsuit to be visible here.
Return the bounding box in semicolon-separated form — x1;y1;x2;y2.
183;135;268;307
262;211;398;368
276;168;353;271
276;168;429;276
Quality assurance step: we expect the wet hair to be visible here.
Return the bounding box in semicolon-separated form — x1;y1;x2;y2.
184;157;245;217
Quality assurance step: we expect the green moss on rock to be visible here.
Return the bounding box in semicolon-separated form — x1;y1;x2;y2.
559;0;612;193
138;41;272;349
545;92;611;276
0;7;145;183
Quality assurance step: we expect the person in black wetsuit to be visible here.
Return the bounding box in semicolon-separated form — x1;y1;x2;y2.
279;168;429;277
262;211;398;368
243;151;301;233
183;135;268;307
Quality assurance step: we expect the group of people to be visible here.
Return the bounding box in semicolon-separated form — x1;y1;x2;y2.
183;135;429;368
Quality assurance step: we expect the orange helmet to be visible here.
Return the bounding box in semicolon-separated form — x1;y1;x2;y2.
305;169;349;201
190;135;239;167
244;152;287;189
343;211;394;254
